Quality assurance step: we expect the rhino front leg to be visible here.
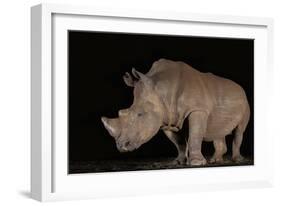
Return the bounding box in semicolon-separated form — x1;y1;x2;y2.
188;111;208;166
163;130;187;164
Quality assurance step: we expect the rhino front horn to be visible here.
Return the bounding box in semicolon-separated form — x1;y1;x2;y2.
101;117;121;138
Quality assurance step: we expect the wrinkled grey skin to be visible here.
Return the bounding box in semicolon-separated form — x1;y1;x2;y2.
101;59;250;166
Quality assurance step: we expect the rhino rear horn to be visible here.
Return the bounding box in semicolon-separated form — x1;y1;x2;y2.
101;117;121;138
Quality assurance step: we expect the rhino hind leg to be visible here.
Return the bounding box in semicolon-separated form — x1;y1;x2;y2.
163;130;187;164
232;104;250;162
232;127;245;162
209;138;227;164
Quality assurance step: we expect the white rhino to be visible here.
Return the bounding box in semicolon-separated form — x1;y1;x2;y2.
101;59;250;166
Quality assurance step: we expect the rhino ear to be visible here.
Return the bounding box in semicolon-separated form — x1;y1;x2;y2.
132;67;143;80
123;72;135;87
132;68;153;87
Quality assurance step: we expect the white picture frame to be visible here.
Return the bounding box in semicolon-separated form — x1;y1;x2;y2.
31;3;274;202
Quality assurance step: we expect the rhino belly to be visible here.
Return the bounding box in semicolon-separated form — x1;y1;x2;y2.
204;104;245;141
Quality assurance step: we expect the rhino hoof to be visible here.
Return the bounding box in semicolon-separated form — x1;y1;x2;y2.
209;156;224;164
190;158;207;166
232;155;244;163
174;156;186;165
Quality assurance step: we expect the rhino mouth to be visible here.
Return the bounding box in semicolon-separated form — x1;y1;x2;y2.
117;147;135;153
116;140;140;153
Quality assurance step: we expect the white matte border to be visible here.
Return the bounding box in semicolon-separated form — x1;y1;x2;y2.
31;3;274;201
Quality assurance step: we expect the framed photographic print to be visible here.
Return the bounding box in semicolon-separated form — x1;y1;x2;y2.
31;3;274;201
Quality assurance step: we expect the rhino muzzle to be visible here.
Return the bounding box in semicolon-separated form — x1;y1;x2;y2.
101;117;140;152
116;140;137;152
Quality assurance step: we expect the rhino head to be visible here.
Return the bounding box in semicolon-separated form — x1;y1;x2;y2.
101;68;164;152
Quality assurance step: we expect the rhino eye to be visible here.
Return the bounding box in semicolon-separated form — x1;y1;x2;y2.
137;113;143;117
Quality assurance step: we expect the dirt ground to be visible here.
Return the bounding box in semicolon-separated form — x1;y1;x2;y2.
69;156;253;174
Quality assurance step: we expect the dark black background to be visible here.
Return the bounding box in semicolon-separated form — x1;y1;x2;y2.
68;31;254;164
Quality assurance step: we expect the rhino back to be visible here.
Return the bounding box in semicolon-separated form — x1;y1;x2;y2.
146;59;250;138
